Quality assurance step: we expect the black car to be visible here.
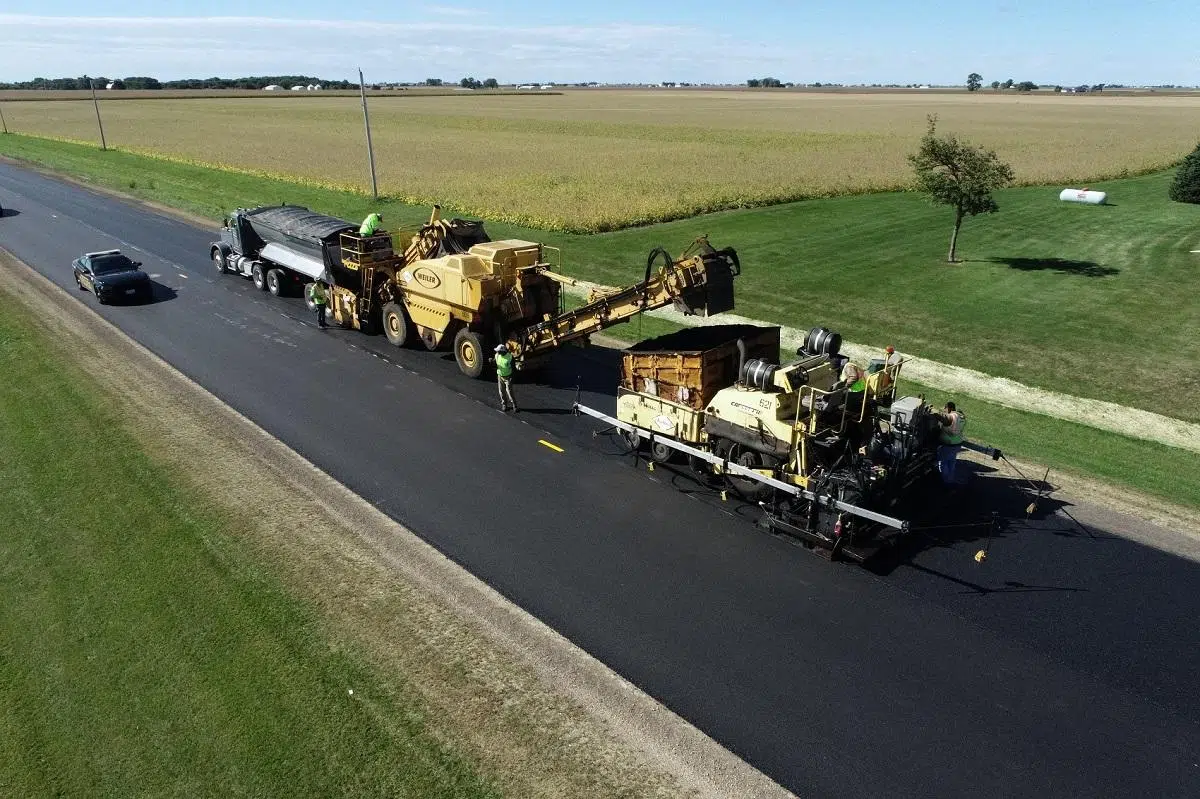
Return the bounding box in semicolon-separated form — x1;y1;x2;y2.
72;249;152;304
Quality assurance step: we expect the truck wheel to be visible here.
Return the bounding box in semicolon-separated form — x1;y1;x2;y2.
266;268;285;296
382;302;412;347
251;263;267;290
454;329;488;379
212;249;227;274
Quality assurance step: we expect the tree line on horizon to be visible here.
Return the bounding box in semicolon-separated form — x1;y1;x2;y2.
0;75;358;91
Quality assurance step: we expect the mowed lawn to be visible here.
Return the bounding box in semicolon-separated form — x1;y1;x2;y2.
0;312;497;797
561;169;1200;423
2;133;1198;423
4;90;1199;230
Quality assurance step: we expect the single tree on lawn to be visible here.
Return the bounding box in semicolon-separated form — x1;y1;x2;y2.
966;72;983;91
1168;142;1200;204
908;115;1015;263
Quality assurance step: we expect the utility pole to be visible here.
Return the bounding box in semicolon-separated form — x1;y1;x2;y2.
0;102;8;134
88;76;107;151
358;68;378;200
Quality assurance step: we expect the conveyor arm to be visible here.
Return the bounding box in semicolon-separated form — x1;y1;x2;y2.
510;238;740;361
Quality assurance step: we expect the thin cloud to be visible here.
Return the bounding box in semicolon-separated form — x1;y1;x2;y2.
0;14;728;84
426;5;484;16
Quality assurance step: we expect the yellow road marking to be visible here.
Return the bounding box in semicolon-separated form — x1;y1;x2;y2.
538;439;564;453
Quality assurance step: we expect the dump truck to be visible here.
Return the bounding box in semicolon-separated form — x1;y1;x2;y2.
576;325;1002;563
212;205;356;296
212;205;742;379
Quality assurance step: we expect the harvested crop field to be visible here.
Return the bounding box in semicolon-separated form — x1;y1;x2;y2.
5;89;1200;230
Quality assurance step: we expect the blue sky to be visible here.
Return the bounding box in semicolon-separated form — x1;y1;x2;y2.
1;1;1196;86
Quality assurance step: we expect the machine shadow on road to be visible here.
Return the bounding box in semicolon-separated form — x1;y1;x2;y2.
533;344;624;397
0;207;20;218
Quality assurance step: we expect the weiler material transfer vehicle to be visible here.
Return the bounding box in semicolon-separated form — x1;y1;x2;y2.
214;205;741;379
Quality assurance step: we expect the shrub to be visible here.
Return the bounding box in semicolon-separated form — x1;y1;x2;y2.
1168;143;1200;203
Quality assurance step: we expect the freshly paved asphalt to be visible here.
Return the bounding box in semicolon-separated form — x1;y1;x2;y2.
2;163;1198;798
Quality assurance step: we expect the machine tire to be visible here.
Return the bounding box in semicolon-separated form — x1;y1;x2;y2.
266;268;285;296
651;440;674;464
730;447;769;499
212;248;227;274
251;262;267;291
621;428;641;453
382;302;411;348
454;328;488;379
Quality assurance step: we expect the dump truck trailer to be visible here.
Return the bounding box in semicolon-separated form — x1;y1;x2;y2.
212;205;355;296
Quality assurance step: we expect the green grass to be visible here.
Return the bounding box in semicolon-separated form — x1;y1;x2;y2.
595;313;1200;511
0;308;498;796
3;133;1197;423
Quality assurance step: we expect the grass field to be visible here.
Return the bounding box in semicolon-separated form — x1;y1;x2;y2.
3;133;1195;424
3;90;1199;230
0;306;497;796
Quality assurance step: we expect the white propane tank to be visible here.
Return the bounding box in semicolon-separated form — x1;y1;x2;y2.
1059;188;1107;205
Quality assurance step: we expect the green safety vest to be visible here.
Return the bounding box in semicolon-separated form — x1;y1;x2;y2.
848;378;866;392
495;351;514;378
309;284;327;304
359;213;381;236
942;412;966;445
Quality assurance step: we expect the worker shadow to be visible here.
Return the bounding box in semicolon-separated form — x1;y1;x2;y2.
985;256;1120;277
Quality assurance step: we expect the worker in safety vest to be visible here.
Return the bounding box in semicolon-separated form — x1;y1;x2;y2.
938;401;967;485
494;343;517;412
359;213;383;236
840;361;866;392
308;281;329;329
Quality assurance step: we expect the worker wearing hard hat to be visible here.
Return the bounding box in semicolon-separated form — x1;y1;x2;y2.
359;212;383;236
938;401;967;485
494;343;517;412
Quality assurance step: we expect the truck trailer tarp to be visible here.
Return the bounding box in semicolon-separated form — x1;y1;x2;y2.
242;206;357;267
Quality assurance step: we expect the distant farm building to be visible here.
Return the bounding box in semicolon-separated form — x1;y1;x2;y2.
263;85;283;91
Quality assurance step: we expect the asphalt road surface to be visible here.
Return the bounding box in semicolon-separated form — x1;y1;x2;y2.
2;164;1198;798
